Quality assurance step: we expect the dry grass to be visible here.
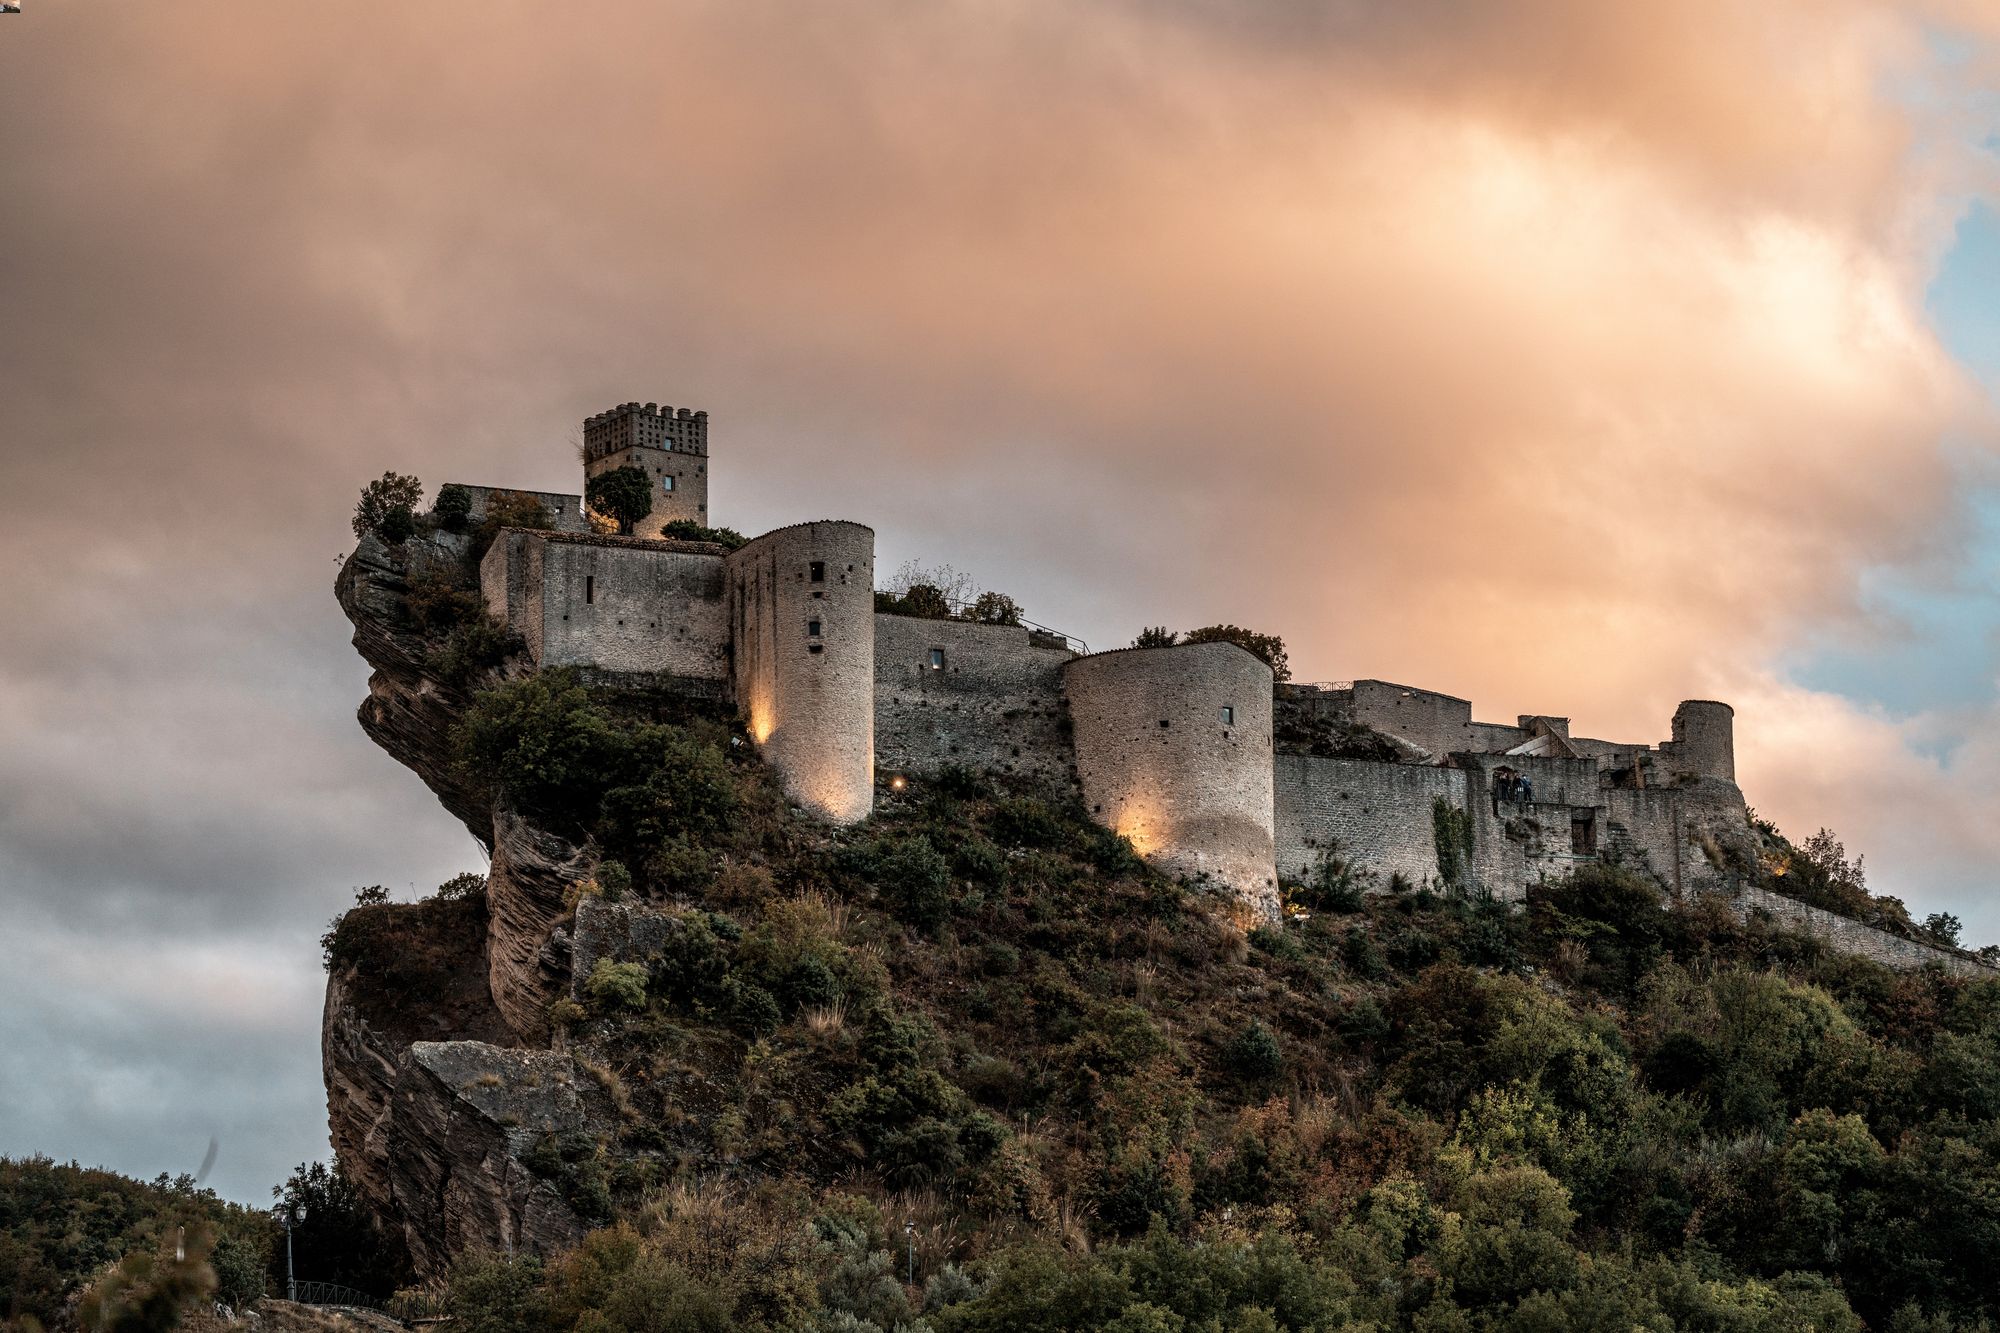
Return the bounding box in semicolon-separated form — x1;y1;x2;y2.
804;997;849;1039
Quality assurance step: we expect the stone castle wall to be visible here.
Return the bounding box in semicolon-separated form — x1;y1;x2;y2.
725;522;875;824
873;614;1075;786
1275;754;1467;888
448;484;591;534
1064;642;1278;917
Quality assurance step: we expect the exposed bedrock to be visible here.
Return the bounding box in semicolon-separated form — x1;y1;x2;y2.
485;806;593;1043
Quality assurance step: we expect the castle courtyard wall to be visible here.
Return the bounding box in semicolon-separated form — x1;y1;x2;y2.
449;484;590;534
873;614;1075;786
1274;754;1467;888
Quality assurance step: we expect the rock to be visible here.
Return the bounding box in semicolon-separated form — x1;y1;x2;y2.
385;1042;614;1274
320;969;405;1222
335;533;497;843
568;896;684;1000
485;807;593;1042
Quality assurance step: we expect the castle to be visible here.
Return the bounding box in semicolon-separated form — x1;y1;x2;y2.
459;399;1765;923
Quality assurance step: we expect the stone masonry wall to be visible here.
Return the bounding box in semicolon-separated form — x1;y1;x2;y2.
1727;885;1992;976
448;484;590;534
534;535;728;681
873;614;1076;786
1064;642;1277;918
1275;754;1468;888
726;522;875;824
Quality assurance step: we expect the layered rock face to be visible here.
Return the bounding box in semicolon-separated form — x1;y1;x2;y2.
329;538;612;1272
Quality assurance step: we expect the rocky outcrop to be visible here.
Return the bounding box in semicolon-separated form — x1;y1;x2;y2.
320;969;406;1221
335;533;496;842
383;1042;614;1273
486;808;593;1043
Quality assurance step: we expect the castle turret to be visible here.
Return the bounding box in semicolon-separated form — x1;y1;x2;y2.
1664;699;1734;783
582;401;710;538
725;521;876;823
1063;642;1278;919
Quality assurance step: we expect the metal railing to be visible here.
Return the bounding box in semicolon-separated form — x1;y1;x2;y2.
881;593;1088;654
291;1280;389;1312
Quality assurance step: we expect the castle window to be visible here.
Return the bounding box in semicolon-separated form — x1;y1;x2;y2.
928;648;945;670
808;620;822;637
662;475;675;493
809;561;825;582
1219;706;1234;725
585;576;595;605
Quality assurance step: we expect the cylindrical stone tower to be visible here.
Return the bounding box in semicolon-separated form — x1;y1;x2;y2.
724;521;875;823
1063;642;1278;918
1668;699;1735;783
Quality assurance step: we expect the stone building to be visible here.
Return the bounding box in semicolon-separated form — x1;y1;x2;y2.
458;400;1970;965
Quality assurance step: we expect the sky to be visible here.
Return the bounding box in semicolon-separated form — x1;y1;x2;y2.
1;1;1998;1207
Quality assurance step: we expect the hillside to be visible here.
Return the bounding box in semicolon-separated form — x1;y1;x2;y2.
323;524;2000;1332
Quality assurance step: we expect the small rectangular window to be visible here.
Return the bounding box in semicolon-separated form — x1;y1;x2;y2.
585;576;595;605
809;561;825;582
1219;706;1235;725
808;620;822;637
928;648;945;670
662;475;675;493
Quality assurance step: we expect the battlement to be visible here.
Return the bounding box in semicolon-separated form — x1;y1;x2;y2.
583;401;709;461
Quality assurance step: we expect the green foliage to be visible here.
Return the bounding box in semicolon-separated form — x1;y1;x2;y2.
1293;846;1366;912
966;592;1023;626
660;519;749;550
1431;796;1474;889
1222;1020;1284;1082
272;1159;409;1298
469;489;554;564
0;1158;274;1327
433;871;486;900
1131;626;1178;648
353;470;424;541
1179;624;1291;681
585;465;654;535
586;960;651;1012
432;482;473;531
879;582;954;620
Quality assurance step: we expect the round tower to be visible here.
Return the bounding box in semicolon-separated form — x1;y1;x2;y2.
1062;642;1278;918
1668;699;1735;783
724;521;875;823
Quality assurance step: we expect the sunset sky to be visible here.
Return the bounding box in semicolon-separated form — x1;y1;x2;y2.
2;2;1999;1205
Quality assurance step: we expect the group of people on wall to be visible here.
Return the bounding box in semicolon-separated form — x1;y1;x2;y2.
1490;766;1534;814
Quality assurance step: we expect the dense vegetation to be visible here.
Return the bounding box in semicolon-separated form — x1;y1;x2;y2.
0;1158;271;1327
364;669;2000;1331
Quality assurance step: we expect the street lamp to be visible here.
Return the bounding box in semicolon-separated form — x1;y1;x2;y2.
275;1203;307;1301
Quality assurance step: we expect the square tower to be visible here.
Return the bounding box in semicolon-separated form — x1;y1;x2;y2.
582;401;710;539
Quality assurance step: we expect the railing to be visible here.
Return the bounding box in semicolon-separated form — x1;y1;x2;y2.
884;594;1088;654
291;1280;388;1312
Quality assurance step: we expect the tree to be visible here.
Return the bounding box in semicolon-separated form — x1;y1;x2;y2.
586;465;654;536
270;1161;408;1298
432;483;473;532
967;592;1023;626
1132;627;1178;648
352;472;424;541
895;584;954;620
1923;912;1962;947
1181;624;1290;680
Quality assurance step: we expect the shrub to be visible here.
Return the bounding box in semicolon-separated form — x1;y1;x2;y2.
1180;624;1290;681
432;872;486;900
1296;847;1366;912
1223;1020;1284;1082
966;591;1024;625
353;471;424;541
661;519;749;550
586;960;650;1012
989;797;1066;850
432;482;473;532
428;615;520;684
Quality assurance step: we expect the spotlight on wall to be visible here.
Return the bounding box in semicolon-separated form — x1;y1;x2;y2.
889;774;907;792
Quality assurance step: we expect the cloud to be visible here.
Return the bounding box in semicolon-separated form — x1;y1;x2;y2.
0;0;1996;1197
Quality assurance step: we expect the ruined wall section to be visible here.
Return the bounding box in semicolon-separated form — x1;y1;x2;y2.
1459;753;1606;898
726;522;875;824
1064;643;1277;918
481;530;547;663
1275;755;1467;888
448;485;590;534
1661;700;1736;782
1726;886;1992;975
874;614;1075;786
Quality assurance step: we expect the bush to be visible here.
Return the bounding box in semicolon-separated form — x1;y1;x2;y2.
432;482;473;532
661;519;749;550
586;960;650;1012
1223;1020;1284;1082
353;471;424;541
966;592;1023;625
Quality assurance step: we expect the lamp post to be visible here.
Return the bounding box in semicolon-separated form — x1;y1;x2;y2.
276;1203;305;1301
